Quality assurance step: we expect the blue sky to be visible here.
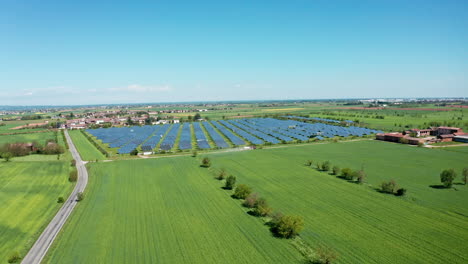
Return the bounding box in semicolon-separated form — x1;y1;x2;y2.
0;0;467;105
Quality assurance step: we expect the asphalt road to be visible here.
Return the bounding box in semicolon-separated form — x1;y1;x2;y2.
21;130;88;264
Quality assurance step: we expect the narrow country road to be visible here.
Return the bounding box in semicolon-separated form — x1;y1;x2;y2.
22;130;88;264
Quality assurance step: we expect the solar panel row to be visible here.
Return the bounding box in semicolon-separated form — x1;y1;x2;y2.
219;120;263;145
160;123;181;151
178;123;192;150
202;122;229;148
193;122;211;149
211;121;245;146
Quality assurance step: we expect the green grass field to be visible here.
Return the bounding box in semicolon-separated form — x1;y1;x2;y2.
44;157;302;263
0;131;58;146
44;140;468;263
68;130;106;161
0;161;73;262
206;140;468;263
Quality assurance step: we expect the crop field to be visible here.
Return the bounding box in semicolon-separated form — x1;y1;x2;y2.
86;118;380;154
0;131;60;146
309;107;468;131
0;120;51;134
0;161;73;262
204;140;468;263
44;157;302;263
68;130;106;161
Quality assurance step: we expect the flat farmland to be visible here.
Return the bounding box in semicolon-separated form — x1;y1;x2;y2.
0;131;58;146
0;161;73;262
44;157;302;263
206;140;468;263
68;130;105;161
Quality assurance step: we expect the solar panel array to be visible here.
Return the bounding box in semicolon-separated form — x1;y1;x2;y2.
160;123;181;151
202;121;229;148
141;124;171;151
86;117;381;154
211;121;246;146
178;123;192;150
230;120;280;144
193;122;211;149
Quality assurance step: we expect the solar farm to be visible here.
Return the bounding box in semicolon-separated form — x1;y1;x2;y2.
86;118;382;154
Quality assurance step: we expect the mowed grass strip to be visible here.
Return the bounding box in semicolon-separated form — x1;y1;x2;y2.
207;141;468;263
68;130;105;161
44;157;302;263
0;161;73;261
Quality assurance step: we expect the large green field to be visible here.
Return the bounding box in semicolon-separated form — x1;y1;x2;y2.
0;161;73;263
207;140;468;263
0;131;58;146
44;157;302;263
45;140;468;263
68;130;106;161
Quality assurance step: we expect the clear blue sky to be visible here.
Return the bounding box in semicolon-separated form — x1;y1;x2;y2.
0;0;467;105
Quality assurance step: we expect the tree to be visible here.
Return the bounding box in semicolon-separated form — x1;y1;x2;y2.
440;169;457;188
462;167;468;185
194;113;201;120
76;192;85;201
356;170;366;184
201;157;211;168
332;166;340;175
253;197;272;217
57;197;65;203
305;160;313;166
192;150;198;157
71;159;76;167
224;175;236;190
315;246;339;264
380;180;398;194
270;214;304;238
69;170;78;182
243;193;259;208
233;184;252;199
341;168;354;180
130;149;138;156
399;137;409;144
2;152;12;162
321;161;331;172
216;168;227;180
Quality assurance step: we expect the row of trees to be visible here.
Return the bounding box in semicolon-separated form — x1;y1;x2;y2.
202;160;305;239
80;130;109;157
0;140;64;158
306;159;408;196
307;160;367;184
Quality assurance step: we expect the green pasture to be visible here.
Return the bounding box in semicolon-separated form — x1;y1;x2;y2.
68;130;105;161
0;161;73;262
44;157;302;264
0;132;59;146
205;140;468;263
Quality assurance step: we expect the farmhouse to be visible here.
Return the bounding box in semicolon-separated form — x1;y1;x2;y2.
377;126;465;145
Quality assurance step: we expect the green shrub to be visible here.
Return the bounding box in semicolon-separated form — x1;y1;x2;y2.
270;214;304;239
232;184;252;199
69;170;78;182
57;196;65;203
201;157;211;168
216;168;226;180
321;161;331;172
440;169;457;188
332;166;340;175
380;180;398;194
224;175;236;190
253;197;272;217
